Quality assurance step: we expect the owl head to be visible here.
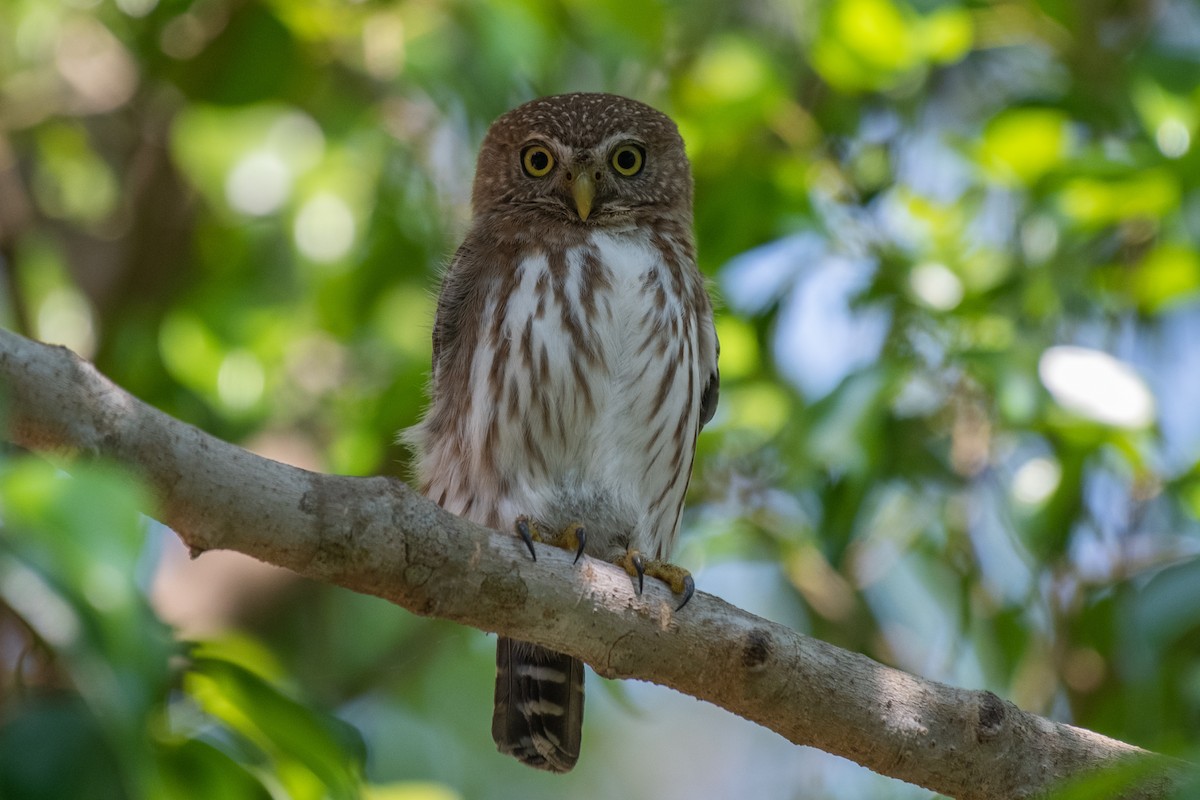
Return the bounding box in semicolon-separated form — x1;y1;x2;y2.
470;93;693;228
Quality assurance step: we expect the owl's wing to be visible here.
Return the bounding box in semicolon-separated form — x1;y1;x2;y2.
699;332;720;430
429;240;484;391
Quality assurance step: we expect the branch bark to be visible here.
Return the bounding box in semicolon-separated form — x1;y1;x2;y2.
0;328;1179;800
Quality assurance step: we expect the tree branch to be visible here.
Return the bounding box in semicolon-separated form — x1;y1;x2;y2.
0;328;1179;799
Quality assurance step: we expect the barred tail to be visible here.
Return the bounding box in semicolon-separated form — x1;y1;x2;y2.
492;637;584;773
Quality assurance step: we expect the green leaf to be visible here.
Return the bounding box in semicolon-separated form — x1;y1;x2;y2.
155;739;273;800
1130;243;1200;313
1058;169;1181;227
364;782;462;800
0;459;176;796
978;108;1070;186
186;656;364;800
0;697;126;800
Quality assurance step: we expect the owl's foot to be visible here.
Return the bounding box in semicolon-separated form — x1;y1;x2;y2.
618;549;695;611
514;516;587;564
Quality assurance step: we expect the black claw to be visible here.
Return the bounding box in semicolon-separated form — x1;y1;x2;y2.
676;575;695;612
515;518;537;561
573;526;587;564
631;553;645;594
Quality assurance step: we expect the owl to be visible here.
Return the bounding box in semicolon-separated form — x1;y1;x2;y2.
406;92;719;772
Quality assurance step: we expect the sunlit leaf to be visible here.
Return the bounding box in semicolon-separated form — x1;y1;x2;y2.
186;656;364;800
330;424;386;474
1130;243;1200;313
1058;169;1181;226
688;36;775;105
678;34;787;138
812;0;918;91
156;738;272;800
190;636;291;685
832;0;916;71
1132;79;1197;159
1184;476;1200;522
364;782;462;800
374;285;436;357
159;311;225;397
723;381;791;437
713;314;759;380
917;6;974;64
32;123;119;225
978;108;1070;186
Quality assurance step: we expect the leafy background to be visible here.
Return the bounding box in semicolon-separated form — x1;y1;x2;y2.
2;0;1200;798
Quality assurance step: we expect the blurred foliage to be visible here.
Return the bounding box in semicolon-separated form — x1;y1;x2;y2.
2;0;1200;798
0;459;366;799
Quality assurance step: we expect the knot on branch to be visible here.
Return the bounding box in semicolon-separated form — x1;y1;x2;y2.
742;628;774;671
976;690;1007;742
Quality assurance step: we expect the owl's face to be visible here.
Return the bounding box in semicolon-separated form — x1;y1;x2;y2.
470;93;693;228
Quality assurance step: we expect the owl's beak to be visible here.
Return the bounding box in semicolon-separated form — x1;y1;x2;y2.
570;172;595;221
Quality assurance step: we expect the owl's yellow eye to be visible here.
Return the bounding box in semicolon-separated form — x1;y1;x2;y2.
611;144;644;176
522;145;555;177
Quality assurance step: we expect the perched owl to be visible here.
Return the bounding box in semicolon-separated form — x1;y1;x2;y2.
406;92;719;773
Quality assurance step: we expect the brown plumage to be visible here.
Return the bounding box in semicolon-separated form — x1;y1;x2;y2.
406;92;719;773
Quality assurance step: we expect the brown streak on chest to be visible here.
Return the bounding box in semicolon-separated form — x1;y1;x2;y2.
538;343;551;382
649;353;680;420
651;229;687;297
506;374;520;418
521;417;549;473
548;249;599;366
520;315;534;362
535;270;549;319
579;248;612;325
570;354;595;416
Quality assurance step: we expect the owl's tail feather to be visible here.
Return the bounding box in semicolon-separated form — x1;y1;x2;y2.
492;637;584;773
